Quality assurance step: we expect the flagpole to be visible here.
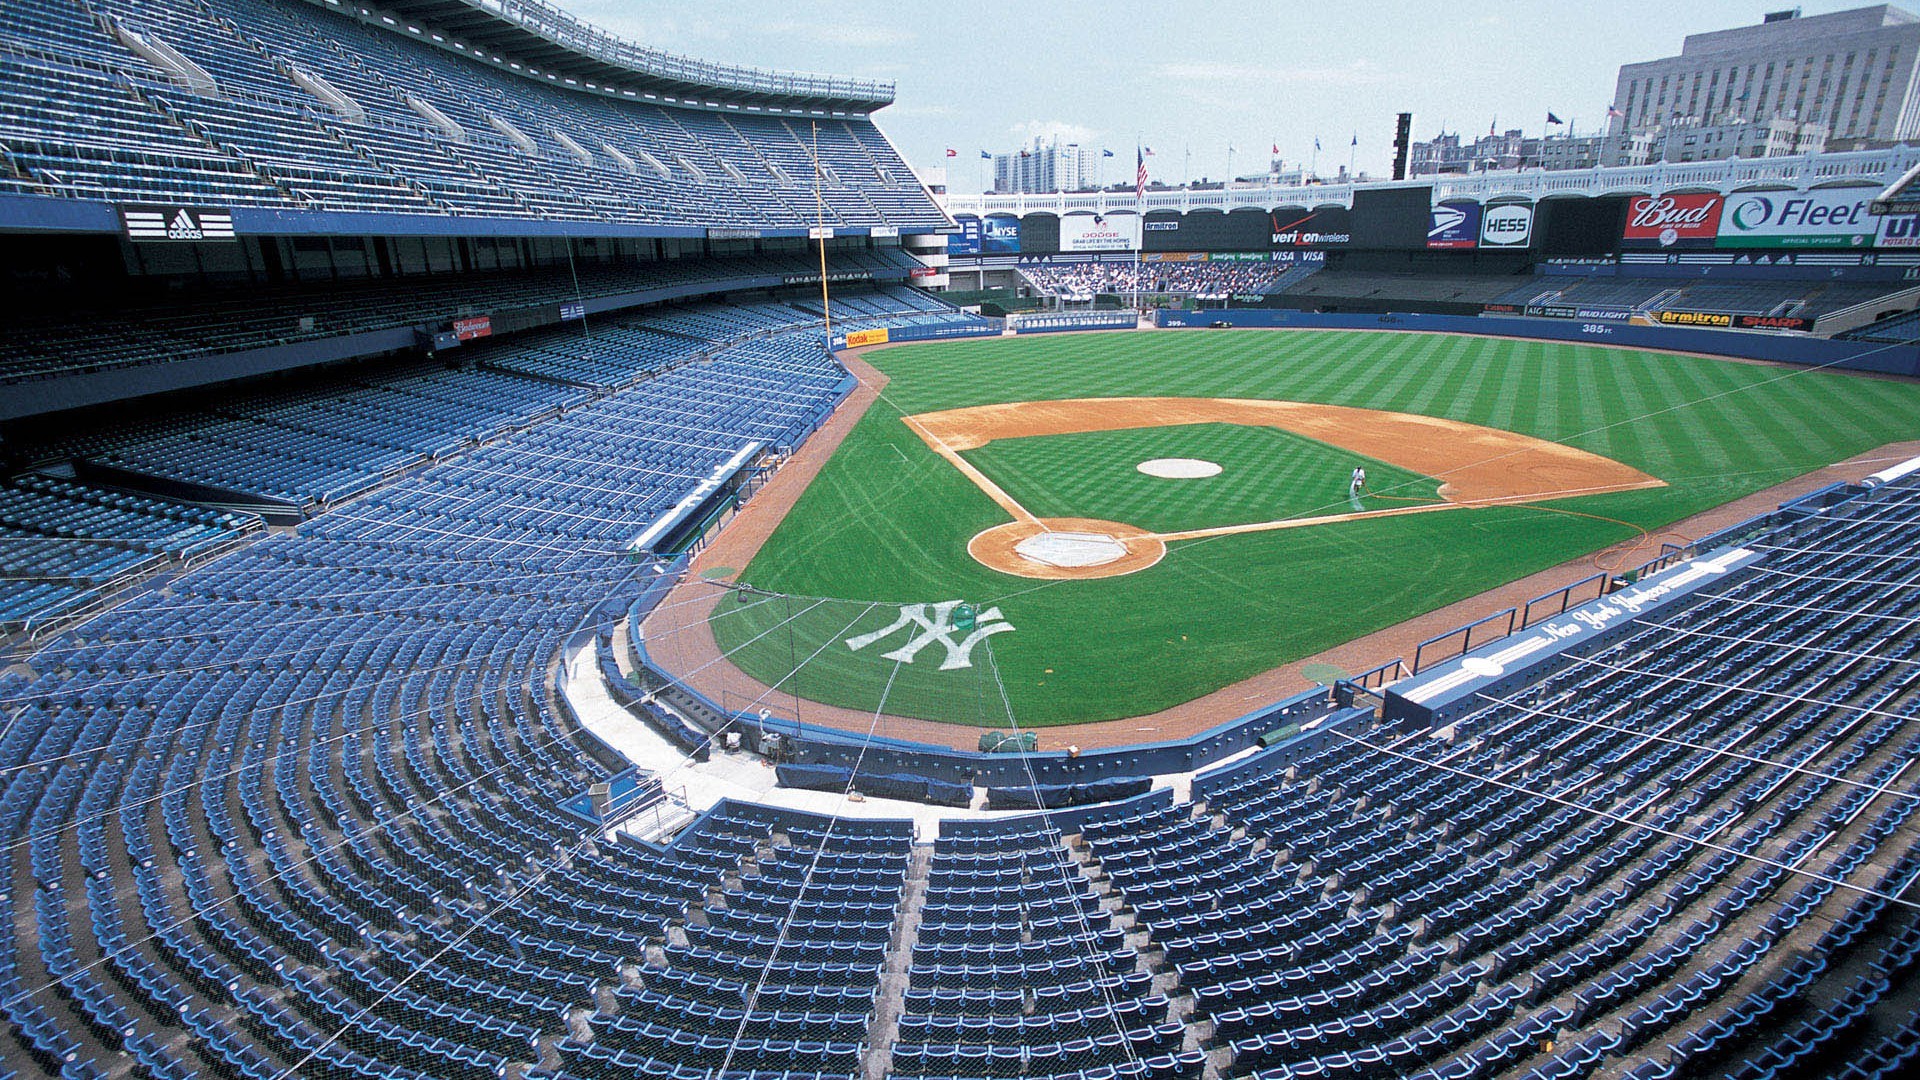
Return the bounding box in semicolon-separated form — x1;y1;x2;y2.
1133;140;1141;316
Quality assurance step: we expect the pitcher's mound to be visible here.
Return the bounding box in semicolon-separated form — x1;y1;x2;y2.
969;518;1167;580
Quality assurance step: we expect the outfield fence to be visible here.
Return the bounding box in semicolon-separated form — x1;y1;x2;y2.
1153;308;1920;377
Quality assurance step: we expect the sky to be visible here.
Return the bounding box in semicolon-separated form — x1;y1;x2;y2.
566;0;1875;193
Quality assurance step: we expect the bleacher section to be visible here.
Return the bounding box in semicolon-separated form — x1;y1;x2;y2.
1019;260;1303;302
0;474;258;633
15;289;969;514
1843;308;1920;342
0;0;944;230
1277;270;1526;305
1498;276;1908;318
1;271;1916;1077
0;250;919;385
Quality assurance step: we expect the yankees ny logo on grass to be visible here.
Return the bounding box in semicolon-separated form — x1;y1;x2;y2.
845;601;1014;670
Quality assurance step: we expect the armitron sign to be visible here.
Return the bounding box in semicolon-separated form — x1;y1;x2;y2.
1652;309;1733;328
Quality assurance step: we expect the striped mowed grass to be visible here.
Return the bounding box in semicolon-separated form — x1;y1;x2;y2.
711;330;1920;727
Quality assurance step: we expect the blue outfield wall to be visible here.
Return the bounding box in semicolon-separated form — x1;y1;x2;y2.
829;321;1002;350
1155;308;1920;377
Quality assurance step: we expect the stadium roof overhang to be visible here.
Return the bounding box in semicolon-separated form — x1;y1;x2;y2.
312;0;895;115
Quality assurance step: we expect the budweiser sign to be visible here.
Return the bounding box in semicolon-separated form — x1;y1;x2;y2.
1622;193;1724;247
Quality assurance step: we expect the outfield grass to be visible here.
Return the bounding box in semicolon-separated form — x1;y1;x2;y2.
712;329;1920;727
961;422;1441;534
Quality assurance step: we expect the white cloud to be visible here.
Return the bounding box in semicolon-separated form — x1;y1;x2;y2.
1151;59;1389;88
759;19;918;47
1008;119;1101;146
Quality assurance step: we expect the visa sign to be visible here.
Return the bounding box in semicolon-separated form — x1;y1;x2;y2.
1716;189;1875;248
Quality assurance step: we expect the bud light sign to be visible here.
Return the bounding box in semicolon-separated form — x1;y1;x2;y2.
1622;193;1723;248
1876;212;1920;249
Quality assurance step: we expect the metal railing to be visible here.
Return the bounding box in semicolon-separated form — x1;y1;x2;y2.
452;0;894;106
946;144;1920;217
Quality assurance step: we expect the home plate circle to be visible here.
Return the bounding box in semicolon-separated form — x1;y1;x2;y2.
1138;457;1223;479
1015;531;1129;568
968;517;1168;580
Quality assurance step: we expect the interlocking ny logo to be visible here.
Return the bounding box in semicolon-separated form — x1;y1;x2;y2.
845;601;1014;670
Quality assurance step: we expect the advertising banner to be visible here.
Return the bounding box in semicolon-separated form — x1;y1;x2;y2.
1875;212;1920;249
1059;213;1142;253
1269;207;1352;248
451;316;492;341
1735;314;1812;331
1140;252;1207;263
1715;189;1876;249
948;218;982;256
1525;304;1631;321
1427;203;1482;249
981;217;1021;253
1621;193;1723;248
121;204;235;242
1479;203;1534;248
559;302;586;321
1652;309;1734;328
844;328;890;348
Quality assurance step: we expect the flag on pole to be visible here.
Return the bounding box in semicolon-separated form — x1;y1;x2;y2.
1313;137;1321;151
945;148;957;157
1135;147;1148;198
1606;106;1625;119
1351;133;1358;146
1102;149;1115;157
978;150;991;159
1547;112;1565;125
1271;143;1279;154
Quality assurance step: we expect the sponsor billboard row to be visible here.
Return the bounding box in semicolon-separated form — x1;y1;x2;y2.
1623;189;1901;250
1480;203;1534;248
1622;193;1724;249
1427;202;1481;249
1716;189;1876;248
1059;214;1143;253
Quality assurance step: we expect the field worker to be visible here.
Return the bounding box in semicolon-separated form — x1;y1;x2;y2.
1349;466;1367;497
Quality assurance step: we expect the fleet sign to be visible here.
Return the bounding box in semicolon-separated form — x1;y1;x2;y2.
1715;189;1876;248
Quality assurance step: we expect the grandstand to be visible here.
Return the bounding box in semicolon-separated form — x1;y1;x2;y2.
2;0;1919;1079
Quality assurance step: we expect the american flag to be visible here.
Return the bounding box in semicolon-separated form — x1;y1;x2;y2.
1135;147;1148;199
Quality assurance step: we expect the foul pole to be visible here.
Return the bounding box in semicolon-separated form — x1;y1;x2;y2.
812;122;832;349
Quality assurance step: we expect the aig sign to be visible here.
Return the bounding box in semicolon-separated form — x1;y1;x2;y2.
1876;212;1920;249
1480;203;1533;248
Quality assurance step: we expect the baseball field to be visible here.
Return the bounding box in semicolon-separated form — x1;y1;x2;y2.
704;328;1920;728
